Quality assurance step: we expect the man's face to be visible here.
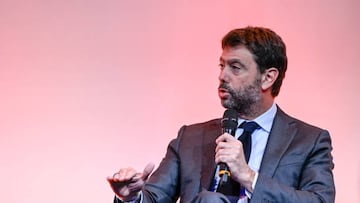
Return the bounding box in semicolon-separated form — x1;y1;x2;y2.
218;46;262;116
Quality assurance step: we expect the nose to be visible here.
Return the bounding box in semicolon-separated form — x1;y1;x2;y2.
218;67;229;83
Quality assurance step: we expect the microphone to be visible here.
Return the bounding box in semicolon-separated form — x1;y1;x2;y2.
218;109;238;185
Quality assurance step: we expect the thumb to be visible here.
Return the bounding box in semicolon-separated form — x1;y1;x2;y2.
142;162;155;180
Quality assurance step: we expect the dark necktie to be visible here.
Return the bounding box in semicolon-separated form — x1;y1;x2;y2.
238;121;260;163
216;121;260;202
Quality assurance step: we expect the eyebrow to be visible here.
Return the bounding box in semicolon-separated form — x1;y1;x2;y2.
219;57;246;67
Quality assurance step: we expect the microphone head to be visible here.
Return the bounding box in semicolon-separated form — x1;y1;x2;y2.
221;109;238;130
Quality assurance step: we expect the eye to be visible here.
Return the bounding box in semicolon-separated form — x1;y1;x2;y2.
230;63;248;75
230;65;243;74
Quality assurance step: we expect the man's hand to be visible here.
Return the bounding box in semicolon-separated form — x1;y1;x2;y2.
107;163;155;201
215;133;255;192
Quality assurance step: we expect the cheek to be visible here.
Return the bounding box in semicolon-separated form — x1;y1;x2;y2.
229;82;244;95
231;78;249;89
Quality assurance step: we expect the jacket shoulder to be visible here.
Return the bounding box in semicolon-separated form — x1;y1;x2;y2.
276;107;328;134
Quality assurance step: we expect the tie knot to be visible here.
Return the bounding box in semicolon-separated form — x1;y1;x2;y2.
240;121;260;134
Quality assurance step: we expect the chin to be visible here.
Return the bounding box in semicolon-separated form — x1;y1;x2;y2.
220;100;233;109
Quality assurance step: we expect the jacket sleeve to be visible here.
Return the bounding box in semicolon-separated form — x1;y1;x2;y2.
113;135;181;203
140;126;188;203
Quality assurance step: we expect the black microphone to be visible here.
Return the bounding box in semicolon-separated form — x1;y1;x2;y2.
218;109;238;185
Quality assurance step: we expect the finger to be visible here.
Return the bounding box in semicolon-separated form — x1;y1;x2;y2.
216;146;232;159
215;144;243;165
129;163;155;182
107;177;128;195
106;177;114;184
216;141;229;151
127;179;145;191
118;185;131;197
113;168;137;182
215;133;226;144
141;162;155;180
215;150;234;164
124;169;139;181
216;140;236;153
107;176;116;182
216;133;234;143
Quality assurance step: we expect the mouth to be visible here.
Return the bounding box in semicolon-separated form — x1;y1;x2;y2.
218;87;230;99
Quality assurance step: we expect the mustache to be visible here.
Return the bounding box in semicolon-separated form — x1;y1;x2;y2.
218;83;231;91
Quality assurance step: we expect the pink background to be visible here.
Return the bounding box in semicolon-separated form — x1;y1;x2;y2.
1;0;359;202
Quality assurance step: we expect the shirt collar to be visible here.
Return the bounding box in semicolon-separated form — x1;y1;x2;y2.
238;103;277;133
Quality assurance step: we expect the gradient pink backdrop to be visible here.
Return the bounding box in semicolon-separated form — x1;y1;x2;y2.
1;0;359;202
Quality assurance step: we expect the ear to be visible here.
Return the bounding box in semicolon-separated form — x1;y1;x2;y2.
261;67;279;91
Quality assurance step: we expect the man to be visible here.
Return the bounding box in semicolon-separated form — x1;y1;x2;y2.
107;26;335;203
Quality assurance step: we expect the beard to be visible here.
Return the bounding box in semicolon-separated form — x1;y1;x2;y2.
219;78;262;117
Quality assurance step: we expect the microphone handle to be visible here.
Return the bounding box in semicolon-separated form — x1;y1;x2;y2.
218;127;234;185
219;163;230;185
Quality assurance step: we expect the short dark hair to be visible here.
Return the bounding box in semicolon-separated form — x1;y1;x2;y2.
222;26;287;97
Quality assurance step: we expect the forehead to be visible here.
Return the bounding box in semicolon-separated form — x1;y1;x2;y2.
220;45;255;62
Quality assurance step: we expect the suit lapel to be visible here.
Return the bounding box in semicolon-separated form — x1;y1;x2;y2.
200;119;222;190
259;108;297;177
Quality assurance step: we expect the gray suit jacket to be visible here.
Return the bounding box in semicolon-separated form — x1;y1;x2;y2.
117;107;335;203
